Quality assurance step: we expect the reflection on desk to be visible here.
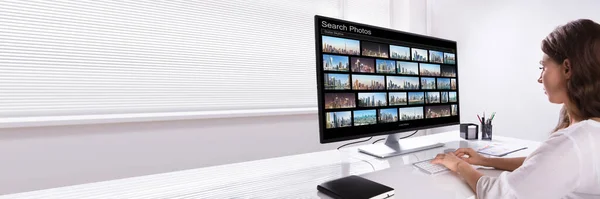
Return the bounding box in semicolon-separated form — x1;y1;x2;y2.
0;131;540;199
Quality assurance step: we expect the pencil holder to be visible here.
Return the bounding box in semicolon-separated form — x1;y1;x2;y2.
481;123;492;140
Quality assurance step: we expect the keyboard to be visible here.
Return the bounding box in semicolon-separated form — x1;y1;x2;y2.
413;159;449;174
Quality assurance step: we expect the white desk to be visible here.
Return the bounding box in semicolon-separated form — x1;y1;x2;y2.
0;131;541;199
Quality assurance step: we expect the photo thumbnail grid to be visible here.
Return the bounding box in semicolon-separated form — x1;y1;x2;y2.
321;35;458;128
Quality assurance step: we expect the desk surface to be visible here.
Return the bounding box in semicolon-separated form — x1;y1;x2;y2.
0;131;541;199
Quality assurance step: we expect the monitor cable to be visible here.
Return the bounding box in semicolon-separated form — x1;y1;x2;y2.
371;130;419;144
398;130;419;139
372;138;385;144
350;156;376;171
336;136;373;150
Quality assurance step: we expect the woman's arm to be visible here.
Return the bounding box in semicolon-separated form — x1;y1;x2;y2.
453;148;526;171
448;156;527;192
435;134;582;199
481;157;526;171
456;161;484;193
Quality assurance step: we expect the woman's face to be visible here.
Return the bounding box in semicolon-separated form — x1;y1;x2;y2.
538;54;570;104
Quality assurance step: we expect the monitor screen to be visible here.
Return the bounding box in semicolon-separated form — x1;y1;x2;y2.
315;16;459;143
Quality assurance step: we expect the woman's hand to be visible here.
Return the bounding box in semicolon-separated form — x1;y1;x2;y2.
453;148;488;166
432;151;485;194
430;152;467;172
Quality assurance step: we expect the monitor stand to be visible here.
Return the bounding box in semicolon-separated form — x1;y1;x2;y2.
358;132;444;158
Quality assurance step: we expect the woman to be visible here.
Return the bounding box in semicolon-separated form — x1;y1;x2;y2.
432;19;600;198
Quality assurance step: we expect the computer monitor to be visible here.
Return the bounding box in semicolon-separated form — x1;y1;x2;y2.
315;15;459;158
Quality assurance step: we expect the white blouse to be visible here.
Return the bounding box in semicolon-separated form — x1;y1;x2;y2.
476;119;600;199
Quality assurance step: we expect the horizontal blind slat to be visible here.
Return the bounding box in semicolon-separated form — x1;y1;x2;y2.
0;0;338;118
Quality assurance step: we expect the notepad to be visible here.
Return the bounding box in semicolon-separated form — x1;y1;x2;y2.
477;143;528;157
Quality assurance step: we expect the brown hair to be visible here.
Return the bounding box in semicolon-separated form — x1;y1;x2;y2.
542;19;600;132
553;105;570;132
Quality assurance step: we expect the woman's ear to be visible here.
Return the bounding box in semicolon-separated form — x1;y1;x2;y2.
563;59;572;79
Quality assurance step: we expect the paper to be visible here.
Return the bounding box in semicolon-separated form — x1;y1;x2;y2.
467;126;477;138
477;143;528;157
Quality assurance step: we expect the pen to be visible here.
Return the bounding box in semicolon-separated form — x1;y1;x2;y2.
477;114;482;123
477;145;491;151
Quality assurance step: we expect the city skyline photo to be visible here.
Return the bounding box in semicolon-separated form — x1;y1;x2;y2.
389;92;407;106
444;52;456;65
451;78;457;90
441;65;456;77
425;105;451;119
421;77;436;90
449;92;457;102
326;111;352;129
387;76;420;90
358;92;387;107
411;48;428;62
324;73;350;90
352;74;385;90
362;41;389;58
399;106;424;121
429;50;444;64
437;78;451;90
408;92;425;105
441;92;449;103
451;104;458;116
390;45;410;60
426;92;440;104
322;35;360;55
324;93;356;109
378;108;398;123
420;63;440;76
397;61;419;75
376;59;396;74
354;110;377;126
351;57;375;73
323;54;349;72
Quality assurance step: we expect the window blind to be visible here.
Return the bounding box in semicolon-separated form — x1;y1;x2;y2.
0;0;340;118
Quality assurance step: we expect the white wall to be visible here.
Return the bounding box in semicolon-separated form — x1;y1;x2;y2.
0;114;324;194
344;0;390;28
429;0;600;141
0;0;443;195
